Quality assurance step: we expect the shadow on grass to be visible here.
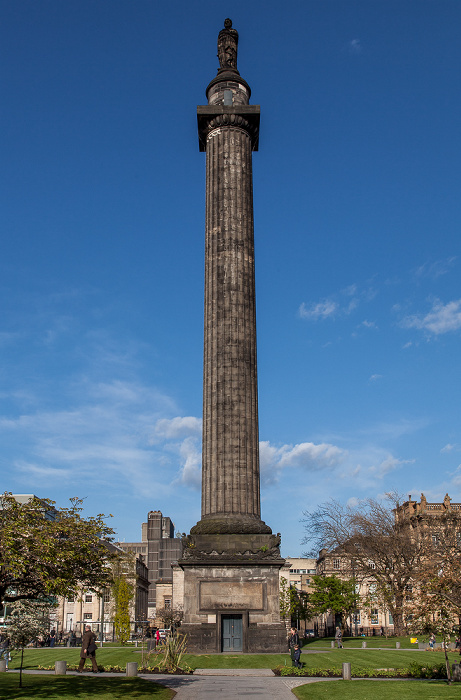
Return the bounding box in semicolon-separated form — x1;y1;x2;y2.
0;675;174;700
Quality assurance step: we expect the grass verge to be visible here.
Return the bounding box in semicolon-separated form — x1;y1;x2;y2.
0;675;174;700
293;680;461;699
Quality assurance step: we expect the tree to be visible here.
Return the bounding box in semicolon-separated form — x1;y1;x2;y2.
279;576;297;632
155;605;184;631
303;494;427;635
0;493;116;612
112;573;133;644
409;511;461;684
7;599;55;688
308;575;357;630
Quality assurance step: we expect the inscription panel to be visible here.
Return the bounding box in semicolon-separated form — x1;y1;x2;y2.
200;580;263;610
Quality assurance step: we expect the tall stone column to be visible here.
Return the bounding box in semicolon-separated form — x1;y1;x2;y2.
193;18;270;536
178;20;285;655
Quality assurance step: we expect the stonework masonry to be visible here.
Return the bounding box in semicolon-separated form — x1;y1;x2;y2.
177;20;286;653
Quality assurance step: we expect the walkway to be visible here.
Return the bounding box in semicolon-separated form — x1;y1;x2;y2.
143;670;334;699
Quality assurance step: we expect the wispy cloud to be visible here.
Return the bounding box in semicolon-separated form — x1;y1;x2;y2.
299;300;337;320
369;374;382;382
414;257;456;281
299;283;377;323
349;39;362;54
401;299;461;335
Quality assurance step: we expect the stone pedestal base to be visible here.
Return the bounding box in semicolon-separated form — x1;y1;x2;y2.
177;532;286;653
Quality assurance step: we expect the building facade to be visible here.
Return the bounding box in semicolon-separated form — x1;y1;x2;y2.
118;509;182;621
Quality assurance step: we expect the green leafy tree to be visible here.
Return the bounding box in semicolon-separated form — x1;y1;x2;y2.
0;493;116;612
279;576;297;632
308;575;357;629
7;599;55;688
112;574;133;644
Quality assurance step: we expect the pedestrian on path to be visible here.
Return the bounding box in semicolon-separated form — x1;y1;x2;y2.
77;625;99;672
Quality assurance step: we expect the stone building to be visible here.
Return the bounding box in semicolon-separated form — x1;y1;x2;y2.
118;510;182;621
56;544;149;639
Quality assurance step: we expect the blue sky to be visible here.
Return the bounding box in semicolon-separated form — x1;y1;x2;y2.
1;1;461;556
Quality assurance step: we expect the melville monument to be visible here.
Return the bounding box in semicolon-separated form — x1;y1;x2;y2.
175;19;286;653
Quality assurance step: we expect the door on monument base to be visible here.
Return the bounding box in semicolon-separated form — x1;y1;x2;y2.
221;614;243;652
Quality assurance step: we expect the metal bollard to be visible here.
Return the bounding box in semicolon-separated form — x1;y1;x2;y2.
0;660;7;672
396;642;400;649
453;663;461;682
331;640;335;648
55;660;67;675
362;641;367;648
126;662;138;677
342;662;351;680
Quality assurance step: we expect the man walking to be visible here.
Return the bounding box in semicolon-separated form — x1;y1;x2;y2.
77;625;99;672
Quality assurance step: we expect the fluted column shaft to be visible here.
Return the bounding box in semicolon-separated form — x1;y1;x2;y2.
201;124;260;521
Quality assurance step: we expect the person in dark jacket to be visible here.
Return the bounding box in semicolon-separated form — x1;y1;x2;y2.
293;644;302;668
288;627;300;665
77;626;99;672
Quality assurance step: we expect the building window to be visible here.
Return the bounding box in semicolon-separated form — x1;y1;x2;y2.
103;592;110;603
85;593;93;603
83;612;92;620
370;609;379;625
67;595;75;603
164;599;171;609
333;558;341;570
352;611;360;624
388;612;393;625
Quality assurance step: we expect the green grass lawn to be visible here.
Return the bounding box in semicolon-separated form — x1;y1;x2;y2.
303;635;426;650
0;675;174;700
293;680;461;699
9;643;457;673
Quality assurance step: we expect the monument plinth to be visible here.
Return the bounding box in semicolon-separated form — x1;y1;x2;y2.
176;19;286;654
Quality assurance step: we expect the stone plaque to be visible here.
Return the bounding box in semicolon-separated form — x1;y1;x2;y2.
200;580;263;610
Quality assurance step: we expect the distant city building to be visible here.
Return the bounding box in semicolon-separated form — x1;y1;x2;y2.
117;510;182;620
56;543;149;639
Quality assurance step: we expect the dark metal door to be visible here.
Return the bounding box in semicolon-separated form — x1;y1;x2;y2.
222;614;242;651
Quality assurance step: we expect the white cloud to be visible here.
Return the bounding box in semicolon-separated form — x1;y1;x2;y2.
441;443;457;453
361;320;377;329
299;300;337;320
177;437;202;489
260;439;346;485
154;416;202;440
401;299;461;335
369;374;382;382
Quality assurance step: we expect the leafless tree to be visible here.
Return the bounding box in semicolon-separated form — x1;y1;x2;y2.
302;493;427;635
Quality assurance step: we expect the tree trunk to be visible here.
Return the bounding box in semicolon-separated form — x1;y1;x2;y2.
19;641;24;688
442;631;452;684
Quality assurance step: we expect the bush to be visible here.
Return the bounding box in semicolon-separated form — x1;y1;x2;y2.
273;663;449;679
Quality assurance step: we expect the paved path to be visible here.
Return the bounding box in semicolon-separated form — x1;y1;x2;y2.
143;672;333;699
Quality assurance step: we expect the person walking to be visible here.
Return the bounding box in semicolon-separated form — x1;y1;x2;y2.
335;626;343;648
77;626;99;673
0;635;10;669
288;627;300;666
293;644;302;668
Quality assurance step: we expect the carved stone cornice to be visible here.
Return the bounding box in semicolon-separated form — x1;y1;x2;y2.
197;105;260;152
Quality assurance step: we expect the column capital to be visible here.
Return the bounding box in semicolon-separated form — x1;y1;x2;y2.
197;105;260;152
